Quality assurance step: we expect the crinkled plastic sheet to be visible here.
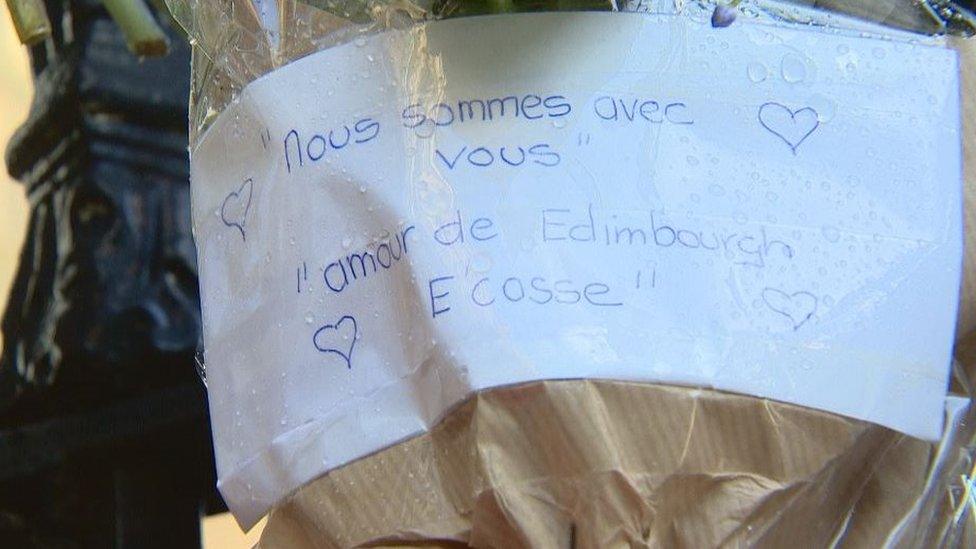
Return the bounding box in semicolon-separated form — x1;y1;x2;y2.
165;0;976;543
168;0;975;146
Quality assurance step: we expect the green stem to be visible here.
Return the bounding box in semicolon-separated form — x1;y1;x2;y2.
5;0;51;45
101;0;169;56
487;0;514;13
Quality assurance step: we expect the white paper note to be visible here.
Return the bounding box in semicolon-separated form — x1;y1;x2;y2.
190;13;962;527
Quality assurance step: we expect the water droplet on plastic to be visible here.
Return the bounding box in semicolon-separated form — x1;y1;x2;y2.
342;237;352;249
781;53;807;83
304;313;314;324
552;118;566;129
194;350;206;387
808;94;837;123
686;155;700;166
746;62;767;83
821;225;841;242
470;253;492;273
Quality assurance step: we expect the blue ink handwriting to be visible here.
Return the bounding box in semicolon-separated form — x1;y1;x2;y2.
220;178;253;242
762;287;817;330
313;315;358;369
758;102;819;155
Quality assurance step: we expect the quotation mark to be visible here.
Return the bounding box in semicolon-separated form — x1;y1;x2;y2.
220;178;253;242
762;287;817;331
313;315;358;369
758;102;819;155
296;261;308;293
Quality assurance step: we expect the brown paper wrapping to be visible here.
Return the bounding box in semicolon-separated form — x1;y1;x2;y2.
258;380;975;548
255;21;976;549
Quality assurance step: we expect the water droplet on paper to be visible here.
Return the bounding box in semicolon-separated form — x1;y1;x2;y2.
354;37;367;47
552;118;566;129
342;237;352;249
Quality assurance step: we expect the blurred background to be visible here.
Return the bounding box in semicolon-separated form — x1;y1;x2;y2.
0;6;263;547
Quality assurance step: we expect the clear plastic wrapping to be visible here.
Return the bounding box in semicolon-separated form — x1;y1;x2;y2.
167;0;976;544
170;0;974;146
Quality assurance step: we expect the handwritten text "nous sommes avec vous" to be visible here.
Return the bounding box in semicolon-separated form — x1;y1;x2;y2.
281;93;694;173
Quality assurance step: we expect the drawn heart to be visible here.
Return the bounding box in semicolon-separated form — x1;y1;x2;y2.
220;178;253;241
762;288;817;331
313;315;358;369
758;102;820;155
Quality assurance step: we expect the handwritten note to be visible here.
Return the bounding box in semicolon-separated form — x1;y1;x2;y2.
190;13;961;527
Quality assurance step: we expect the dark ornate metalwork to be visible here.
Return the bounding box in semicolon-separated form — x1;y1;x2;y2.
0;1;215;546
1;0;199;422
